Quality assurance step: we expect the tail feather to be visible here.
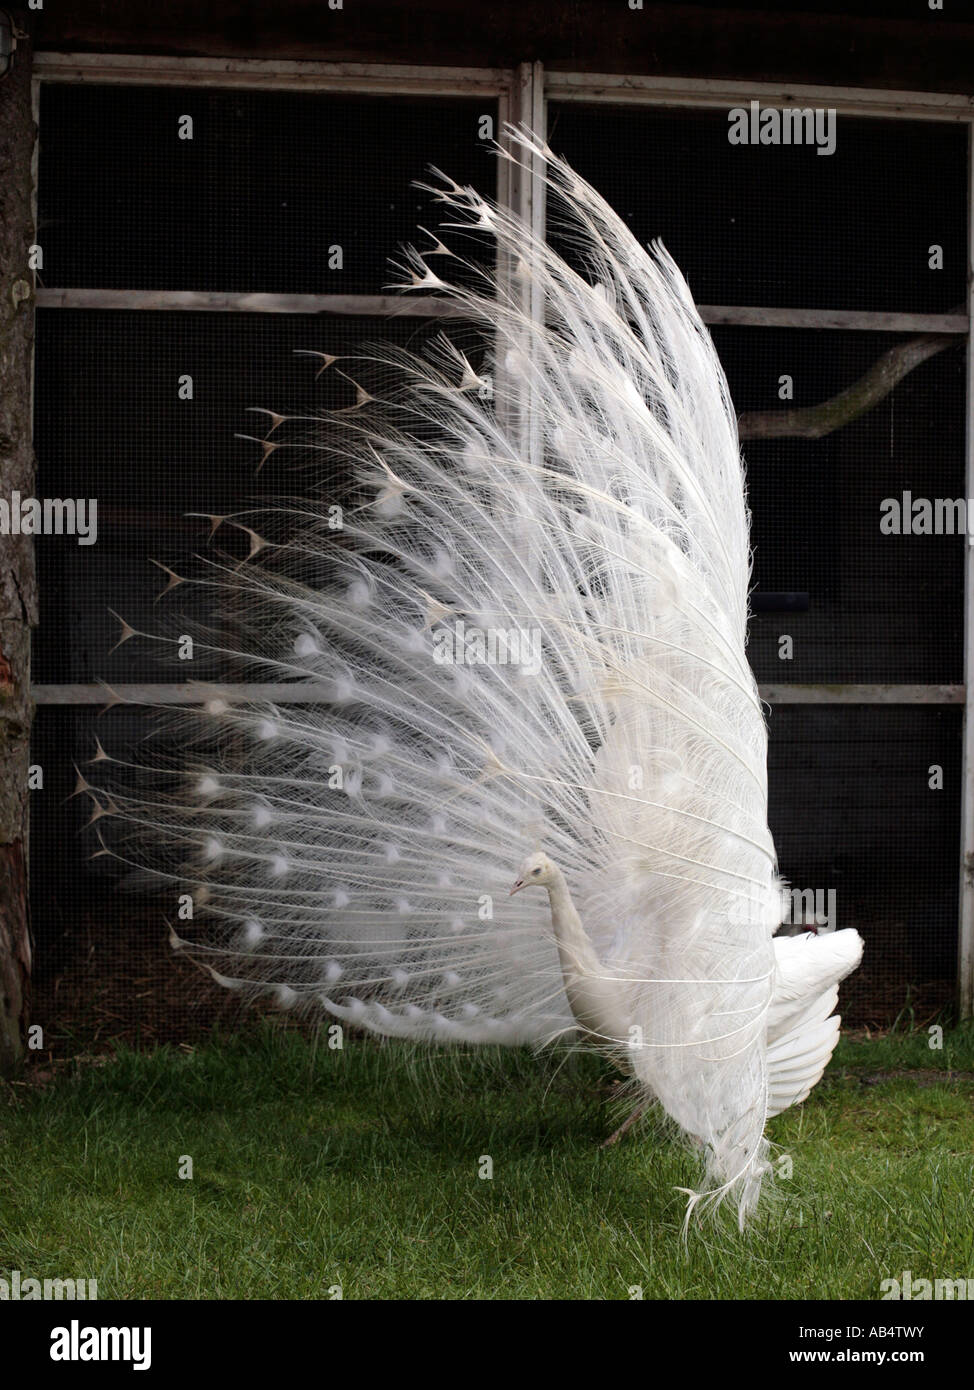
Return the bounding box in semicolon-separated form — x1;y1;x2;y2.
765;929;864;1117
92;128;862;1228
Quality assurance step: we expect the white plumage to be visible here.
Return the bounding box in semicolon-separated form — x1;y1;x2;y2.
96;130;862;1226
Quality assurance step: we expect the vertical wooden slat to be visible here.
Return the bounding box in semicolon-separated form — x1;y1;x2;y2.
497;64;546;578
959;125;974;1021
512;61;546;476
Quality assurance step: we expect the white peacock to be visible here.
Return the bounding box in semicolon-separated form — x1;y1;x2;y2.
92;129;863;1227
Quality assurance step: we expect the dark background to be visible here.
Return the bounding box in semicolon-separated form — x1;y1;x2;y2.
32;1;974;96
26;4;972;1043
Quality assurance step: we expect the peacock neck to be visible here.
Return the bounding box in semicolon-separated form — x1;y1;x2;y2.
546;867;600;975
545;866;627;1045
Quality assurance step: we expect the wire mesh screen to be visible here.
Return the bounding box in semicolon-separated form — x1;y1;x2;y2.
768;706;961;1026
546;103;966;313
540;102;967;1024
31;701;961;1046
32;309;485;685
29;85;969;1046
31;320;965;1038
31;304;490;1048
32;705;259;1048
38;86;498;294
721;328;966;684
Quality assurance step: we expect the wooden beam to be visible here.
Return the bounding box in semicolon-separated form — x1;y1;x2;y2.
959;125;974;1022
33;52;512;97
33;682;968;707
760;685;966;705
34;289;460;318
700;308;967;334
36;289;969;335
545;71;974;121
33;683;351;706
498;63;546;580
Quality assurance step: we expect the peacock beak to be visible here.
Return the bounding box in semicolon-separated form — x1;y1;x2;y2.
509;878;524;896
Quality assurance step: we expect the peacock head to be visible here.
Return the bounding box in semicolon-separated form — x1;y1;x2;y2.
509;851;556;895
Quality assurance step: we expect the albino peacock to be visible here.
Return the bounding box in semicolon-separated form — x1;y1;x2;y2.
92;130;863;1227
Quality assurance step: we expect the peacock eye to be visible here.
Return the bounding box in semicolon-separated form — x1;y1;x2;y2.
532;867;541;876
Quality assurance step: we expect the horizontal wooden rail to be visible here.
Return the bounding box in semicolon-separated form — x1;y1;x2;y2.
545;71;974;122
35;289;968;335
35;289;458;318
761;684;965;705
32;682;967;707
33;53;512;97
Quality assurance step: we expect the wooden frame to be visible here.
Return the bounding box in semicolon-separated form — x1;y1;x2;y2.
544;71;974;121
33;52;512;97
34;288;968;336
33;682;967;707
28;57;972;710
29;53;974;1012
958;127;974;1019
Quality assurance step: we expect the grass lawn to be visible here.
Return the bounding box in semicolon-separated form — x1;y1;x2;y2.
2;1024;973;1300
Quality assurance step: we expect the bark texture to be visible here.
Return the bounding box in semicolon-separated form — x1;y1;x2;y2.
0;13;37;1076
739;335;958;441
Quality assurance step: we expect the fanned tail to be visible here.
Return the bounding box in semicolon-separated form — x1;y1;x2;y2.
94;128;802;1225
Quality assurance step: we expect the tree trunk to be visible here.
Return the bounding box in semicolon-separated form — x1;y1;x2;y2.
0;13;37;1077
739;334;959;441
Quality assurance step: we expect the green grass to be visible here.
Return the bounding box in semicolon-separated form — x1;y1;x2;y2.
2;1024;973;1299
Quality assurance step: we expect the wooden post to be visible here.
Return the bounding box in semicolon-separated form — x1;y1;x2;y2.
0;11;37;1075
496;64;546;580
959;125;974;1022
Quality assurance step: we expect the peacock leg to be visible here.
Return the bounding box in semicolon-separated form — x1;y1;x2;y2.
601;1097;650;1147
